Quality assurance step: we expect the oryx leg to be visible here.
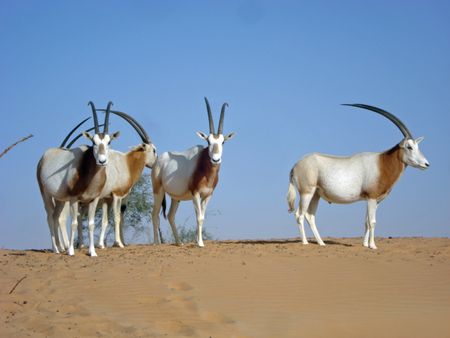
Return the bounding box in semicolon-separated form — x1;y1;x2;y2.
42;194;59;253
168;199;181;245
112;196;124;248
56;201;70;250
363;211;370;248
295;190;316;245
304;192;325;246
98;201;109;249
76;207;85;249
366;199;378;249
52;200;67;252
68;202;80;256
193;194;209;247
152;190;165;244
87;198;100;257
119;200;127;246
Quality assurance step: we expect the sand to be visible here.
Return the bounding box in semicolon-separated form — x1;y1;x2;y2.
1;237;449;338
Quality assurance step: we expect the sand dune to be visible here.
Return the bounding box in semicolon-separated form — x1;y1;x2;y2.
1;237;449;337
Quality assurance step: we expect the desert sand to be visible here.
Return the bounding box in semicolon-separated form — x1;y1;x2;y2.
1;237;449;338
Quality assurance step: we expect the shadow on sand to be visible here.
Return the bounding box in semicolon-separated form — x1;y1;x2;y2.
218;238;354;247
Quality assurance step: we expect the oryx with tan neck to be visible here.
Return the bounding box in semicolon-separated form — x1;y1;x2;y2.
91;110;157;250
37;102;119;255
287;104;429;249
58;110;157;254
151;97;235;247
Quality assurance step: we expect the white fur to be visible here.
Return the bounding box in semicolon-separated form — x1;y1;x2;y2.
37;145;105;256
287;137;429;249
152;131;234;247
67;144;157;252
38;130;119;256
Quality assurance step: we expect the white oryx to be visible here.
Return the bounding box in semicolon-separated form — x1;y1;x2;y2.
37;102;119;255
287;104;429;249
58;110;157;255
151;97;235;247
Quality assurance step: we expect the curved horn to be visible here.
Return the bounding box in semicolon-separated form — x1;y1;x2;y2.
112;111;150;144
342;103;413;139
60;117;91;148
204;97;215;134
88;101;99;134
66;124;105;148
104;101;113;134
218;102;228;135
98;109;151;144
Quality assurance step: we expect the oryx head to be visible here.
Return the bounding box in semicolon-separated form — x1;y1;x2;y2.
82;101;120;166
196;97;235;165
343;103;430;170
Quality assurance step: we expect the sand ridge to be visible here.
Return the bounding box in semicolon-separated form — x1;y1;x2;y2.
1;237;450;337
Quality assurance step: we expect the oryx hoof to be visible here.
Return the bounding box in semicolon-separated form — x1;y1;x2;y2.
113;241;124;248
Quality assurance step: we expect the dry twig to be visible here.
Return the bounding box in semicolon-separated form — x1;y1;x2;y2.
0;134;33;159
9;275;27;295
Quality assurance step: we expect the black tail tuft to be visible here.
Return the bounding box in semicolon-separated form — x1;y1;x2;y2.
161;195;167;219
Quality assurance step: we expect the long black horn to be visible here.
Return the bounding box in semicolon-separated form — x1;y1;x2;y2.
342;103;413;139
88;101;99;134
98;109;151;144
66;124;105;148
204;97;215;134
218;102;228;135
112;111;150;144
60;117;91;148
104;101;113;134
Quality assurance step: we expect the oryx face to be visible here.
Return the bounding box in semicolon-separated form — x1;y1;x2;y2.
207;134;224;164
401;137;430;170
83;131;120;166
197;132;235;165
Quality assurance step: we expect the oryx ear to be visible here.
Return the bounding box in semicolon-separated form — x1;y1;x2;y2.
82;131;93;141
415;136;424;144
196;131;208;140
111;131;120;140
224;132;235;142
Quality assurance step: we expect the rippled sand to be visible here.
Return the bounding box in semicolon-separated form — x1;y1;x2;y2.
1;237;449;337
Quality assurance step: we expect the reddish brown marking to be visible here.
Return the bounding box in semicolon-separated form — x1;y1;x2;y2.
67;147;107;198
363;144;405;200
189;148;220;197
114;146;147;196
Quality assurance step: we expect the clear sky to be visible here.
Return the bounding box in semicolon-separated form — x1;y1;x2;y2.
1;0;449;250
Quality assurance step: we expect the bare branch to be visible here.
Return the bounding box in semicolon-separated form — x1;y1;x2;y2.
0;134;33;159
9;275;27;294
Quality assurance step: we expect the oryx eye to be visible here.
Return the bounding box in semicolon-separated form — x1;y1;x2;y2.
406;145;413;150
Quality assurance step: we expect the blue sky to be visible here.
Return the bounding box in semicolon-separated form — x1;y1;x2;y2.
1;1;449;249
